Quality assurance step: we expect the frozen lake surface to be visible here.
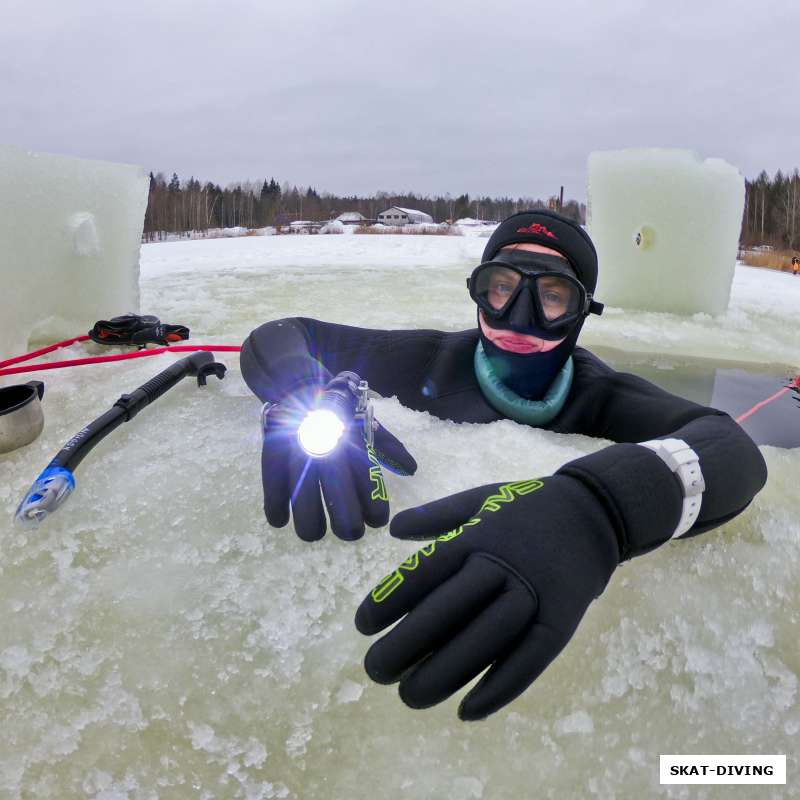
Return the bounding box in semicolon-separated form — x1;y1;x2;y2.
1;234;798;798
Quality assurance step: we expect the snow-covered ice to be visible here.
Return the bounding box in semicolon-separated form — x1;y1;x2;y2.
0;233;798;798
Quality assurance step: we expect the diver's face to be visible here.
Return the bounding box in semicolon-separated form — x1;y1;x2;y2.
480;243;569;354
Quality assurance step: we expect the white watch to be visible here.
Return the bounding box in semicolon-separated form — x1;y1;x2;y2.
638;438;705;538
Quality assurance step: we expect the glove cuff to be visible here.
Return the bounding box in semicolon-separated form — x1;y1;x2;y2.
557;443;683;561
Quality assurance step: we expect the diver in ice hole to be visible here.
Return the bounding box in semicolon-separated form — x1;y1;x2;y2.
240;209;767;721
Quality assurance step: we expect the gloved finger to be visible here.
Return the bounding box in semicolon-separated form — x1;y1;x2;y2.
319;449;366;541
457;622;570;721
372;421;417;476
399;577;536;710
389;483;500;541
363;555;508;684
355;534;467;635
288;447;327;541
261;430;291;527
345;436;390;529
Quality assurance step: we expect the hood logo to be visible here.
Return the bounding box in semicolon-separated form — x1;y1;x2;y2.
516;223;557;239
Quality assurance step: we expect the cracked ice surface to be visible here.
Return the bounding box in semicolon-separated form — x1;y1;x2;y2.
1;234;798;798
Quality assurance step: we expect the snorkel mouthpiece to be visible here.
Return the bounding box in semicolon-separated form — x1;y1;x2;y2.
15;463;76;527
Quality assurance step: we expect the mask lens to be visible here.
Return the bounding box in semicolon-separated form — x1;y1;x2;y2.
474;265;521;313
535;275;581;322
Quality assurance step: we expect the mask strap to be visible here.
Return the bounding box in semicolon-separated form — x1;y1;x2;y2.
588;298;604;316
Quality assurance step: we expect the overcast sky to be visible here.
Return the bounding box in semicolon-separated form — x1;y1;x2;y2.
2;0;798;202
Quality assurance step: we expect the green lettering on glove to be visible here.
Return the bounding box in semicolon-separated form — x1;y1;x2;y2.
370;479;543;603
366;443;388;502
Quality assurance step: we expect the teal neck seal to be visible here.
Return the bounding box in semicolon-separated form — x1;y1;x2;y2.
474;342;573;426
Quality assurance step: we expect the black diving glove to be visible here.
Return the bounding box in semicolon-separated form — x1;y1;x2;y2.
355;475;623;720
261;371;417;541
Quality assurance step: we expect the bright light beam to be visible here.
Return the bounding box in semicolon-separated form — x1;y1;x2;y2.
297;409;346;457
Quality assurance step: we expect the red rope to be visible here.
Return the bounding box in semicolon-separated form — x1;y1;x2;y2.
735;374;800;424
736;386;791;423
0;344;241;378
0;335;91;370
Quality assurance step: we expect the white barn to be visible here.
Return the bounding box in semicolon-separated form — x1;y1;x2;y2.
377;206;433;225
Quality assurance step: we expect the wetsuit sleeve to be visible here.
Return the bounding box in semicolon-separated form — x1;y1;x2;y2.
239;317;439;405
556;372;768;559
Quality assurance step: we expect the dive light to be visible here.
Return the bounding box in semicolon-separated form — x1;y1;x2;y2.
297;409;346;457
271;372;374;459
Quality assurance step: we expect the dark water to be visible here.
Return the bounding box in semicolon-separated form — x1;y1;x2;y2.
591;345;800;449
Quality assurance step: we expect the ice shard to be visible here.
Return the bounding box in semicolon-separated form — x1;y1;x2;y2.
587;148;745;314
0;145;148;358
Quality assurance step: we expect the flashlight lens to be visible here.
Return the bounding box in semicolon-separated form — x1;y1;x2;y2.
297;409;346;457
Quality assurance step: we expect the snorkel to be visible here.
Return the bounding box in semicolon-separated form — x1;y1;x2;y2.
15;352;226;526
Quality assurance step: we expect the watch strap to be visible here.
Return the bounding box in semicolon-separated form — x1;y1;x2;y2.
639;438;705;538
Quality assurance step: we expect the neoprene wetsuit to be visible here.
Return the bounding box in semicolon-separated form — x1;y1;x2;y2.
240;317;768;546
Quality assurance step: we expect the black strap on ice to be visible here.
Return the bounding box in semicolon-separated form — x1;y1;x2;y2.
89;314;190;347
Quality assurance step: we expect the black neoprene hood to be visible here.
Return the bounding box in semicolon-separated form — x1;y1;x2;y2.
481;209;599;295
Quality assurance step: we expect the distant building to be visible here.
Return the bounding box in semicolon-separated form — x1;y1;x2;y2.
377;207;433;226
336;211;370;225
287;220;323;234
